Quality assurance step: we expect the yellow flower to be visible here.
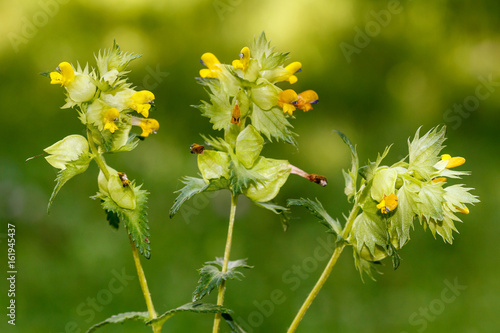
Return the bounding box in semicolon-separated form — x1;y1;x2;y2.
432;177;447;183
278;89;298;115
441;154;465;169
50;62;75;86
232;47;250;71
132;117;159;137
296;90;319;112
284;62;302;84
199;52;221;78
103;108;120;133
376;193;399;214
130;90;155;118
457;206;469;215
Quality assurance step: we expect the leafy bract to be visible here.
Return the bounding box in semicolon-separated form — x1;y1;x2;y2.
86;311;149;333
408;126;446;180
148;302;233;328
287;198;342;235
193;258;253;302
251;104;297;146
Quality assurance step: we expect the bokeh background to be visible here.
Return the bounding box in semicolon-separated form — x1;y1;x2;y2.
1;0;499;332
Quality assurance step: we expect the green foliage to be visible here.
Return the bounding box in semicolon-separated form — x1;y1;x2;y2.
193;258;253;302
253;201;290;231
408;126;446;180
251;105;297;146
288;198;341;235
86;311;150;333
97;184;151;259
251;32;289;70
47;155;91;212
335;130;359;201
148;302;234;328
222;313;248;333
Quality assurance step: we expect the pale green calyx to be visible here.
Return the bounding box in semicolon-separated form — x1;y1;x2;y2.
44;134;90;170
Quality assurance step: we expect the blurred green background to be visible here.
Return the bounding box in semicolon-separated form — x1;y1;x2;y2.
1;0;499;332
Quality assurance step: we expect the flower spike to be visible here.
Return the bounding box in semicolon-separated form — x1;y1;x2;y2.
199;52;221;78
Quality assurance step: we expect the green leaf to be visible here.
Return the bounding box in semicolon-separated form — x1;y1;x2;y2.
348;212;389;262
334;130;359;201
99;185;151;258
443;184;479;212
425;210;460;244
251;32;289;70
198;150;231;181
222;313;248;333
242;157;291;202
352;250;382;282
250;80;279;111
358;145;392;182
201;135;232;153
253;201;290;231
287;198;342;235
170;177;210;218
194;80;232;131
148;302;233;327
388;183;420;248
86;311;149;333
105;209;120;229
416;182;446;222
251;104;297;146
235;125;264;168
193;258;253;302
48;155;91;212
408;126;447;180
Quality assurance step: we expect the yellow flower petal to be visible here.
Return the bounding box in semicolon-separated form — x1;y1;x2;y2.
296;90;319;112
130;90;155;117
50;62;75;86
377;193;398;214
441;154;465;168
200;52;221;78
133;118;159;137
278;89;298;115
103;108;120;133
285;62;302;84
232;46;250;71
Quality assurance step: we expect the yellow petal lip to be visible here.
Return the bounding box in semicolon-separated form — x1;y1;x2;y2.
441;154;465;168
432;177;447;183
458;206;470;215
132;117;159;137
104;108;120;133
377;193;398;214
130;90;155;118
286;62;302;74
278;89;298;115
200;53;221;78
233;46;250;71
296;90;319;112
50;61;75;86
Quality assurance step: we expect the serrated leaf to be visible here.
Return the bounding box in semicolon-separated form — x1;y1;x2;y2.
48;155;91;212
235;125;264;168
251;104;297;146
287;198;341;235
170;177;210;218
425;210;460;244
352;250;382;282
148;303;232;327
251;31;289;70
408;126;447;180
348;212;389;261
198;150;231;181
193;258;253;302
222;313;248;333
416;182;446;221
334;130;359;201
253;201;290;231
86;311;149;333
250;80;279;110
106;209;120;229
100;185;151;258
243;157;291;202
194;80;232;131
388;183;420;248
443;184;479;213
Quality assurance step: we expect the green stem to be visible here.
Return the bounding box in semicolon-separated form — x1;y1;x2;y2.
86;129;110;179
87;129;160;332
287;205;361;333
129;235;161;333
212;194;238;333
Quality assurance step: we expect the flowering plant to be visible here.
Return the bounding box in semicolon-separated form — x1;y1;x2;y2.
171;32;326;332
287;126;479;332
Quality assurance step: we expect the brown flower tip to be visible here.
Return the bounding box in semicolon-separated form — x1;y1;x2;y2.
231;103;241;126
190;143;205;154
307;174;328;187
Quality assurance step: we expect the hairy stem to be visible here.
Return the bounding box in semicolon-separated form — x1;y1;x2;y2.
287;205;361;333
129;235;161;333
212;194;238;333
88;128;160;332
